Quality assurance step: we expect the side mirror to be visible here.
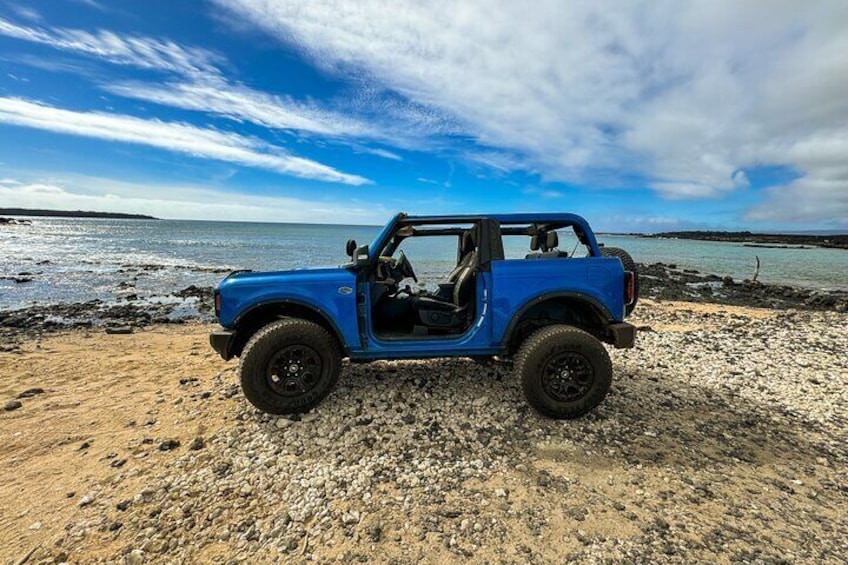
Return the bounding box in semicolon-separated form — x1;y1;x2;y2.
353;244;370;266
346;238;357;257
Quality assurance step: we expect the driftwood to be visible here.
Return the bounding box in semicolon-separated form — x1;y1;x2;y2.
15;544;40;565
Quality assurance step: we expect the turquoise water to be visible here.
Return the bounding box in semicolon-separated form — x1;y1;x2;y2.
600;234;848;291
1;218;846;310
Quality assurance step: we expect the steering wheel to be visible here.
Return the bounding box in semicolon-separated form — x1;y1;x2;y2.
396;250;418;282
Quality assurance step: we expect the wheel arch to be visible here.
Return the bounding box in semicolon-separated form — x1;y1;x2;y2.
230;299;347;358
501;292;615;354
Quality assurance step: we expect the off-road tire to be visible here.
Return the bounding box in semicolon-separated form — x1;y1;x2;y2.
516;325;612;419
600;246;639;316
239;318;341;415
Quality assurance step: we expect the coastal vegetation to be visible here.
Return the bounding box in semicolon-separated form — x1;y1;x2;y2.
645;231;848;250
0;208;157;220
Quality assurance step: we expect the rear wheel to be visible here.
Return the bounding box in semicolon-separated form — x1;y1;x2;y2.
600;246;639;316
239;318;341;415
516;325;612;419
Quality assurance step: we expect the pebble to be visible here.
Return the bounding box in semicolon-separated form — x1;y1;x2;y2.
3;399;22;411
275;418;295;429
159;439;180;451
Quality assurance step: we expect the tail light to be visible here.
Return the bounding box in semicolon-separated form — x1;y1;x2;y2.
624;272;635;305
214;290;221;317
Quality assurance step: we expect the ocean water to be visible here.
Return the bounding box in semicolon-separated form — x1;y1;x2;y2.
1;217;847;310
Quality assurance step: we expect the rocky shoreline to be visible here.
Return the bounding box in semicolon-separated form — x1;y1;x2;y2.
638;262;848;312
2;262;847;351
0;284;215;353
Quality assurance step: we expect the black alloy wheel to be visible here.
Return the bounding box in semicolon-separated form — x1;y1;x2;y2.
266;345;323;396
540;351;595;402
516;325;612;419
239;318;342;415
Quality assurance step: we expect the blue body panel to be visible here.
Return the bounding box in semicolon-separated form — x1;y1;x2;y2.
217;266;360;347
214;213;629;360
489;257;626;340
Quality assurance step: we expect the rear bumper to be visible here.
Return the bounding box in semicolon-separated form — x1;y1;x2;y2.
210;329;236;360
608;322;636;349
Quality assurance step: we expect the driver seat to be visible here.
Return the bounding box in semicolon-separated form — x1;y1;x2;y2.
411;249;477;328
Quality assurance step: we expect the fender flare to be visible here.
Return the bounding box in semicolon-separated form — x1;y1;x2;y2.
500;291;615;346
232;298;348;354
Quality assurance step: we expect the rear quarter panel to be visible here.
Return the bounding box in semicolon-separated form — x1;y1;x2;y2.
490;257;626;342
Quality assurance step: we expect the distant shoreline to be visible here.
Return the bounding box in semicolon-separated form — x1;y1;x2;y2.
603;230;848;250
0;208;158;220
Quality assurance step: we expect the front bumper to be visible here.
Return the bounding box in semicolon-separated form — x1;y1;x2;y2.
210;329;236;360
608;322;636;349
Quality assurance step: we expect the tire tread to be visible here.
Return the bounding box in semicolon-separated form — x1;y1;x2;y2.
516;325;612;419
238;318;341;415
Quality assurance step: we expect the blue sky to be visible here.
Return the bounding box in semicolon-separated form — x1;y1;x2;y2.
1;1;847;231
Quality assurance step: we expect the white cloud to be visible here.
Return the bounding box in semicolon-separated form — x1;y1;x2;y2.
8;4;42;23
218;0;848;223
746;176;848;227
590;214;697;233
1;15;430;153
353;147;403;161
102;79;377;138
0;174;386;223
0;97;369;185
0;16;221;77
69;0;108;11
12;182;66;194
522;186;564;199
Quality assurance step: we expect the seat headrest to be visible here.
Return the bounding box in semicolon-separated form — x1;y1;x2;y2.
460;231;475;255
546;231;559;250
529;234;540;251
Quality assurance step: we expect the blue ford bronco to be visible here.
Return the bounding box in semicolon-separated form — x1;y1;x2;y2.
210;213;638;419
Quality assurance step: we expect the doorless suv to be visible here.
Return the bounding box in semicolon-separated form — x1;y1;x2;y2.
210;213;638;419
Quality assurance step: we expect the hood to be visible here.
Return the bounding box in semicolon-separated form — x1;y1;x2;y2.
218;265;351;288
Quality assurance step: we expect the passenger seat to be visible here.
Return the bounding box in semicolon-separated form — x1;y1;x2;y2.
539;231;568;258
525;233;544;259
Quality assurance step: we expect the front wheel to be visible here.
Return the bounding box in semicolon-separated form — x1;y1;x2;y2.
239;318;341;415
516;325;612;419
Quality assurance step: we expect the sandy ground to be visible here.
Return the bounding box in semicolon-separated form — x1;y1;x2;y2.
1;300;846;564
0;325;230;562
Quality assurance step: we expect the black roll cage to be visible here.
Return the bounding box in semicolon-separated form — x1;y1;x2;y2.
365;213;592;274
374;217;503;272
